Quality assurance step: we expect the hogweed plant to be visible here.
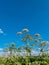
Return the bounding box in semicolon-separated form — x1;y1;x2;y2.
1;28;49;65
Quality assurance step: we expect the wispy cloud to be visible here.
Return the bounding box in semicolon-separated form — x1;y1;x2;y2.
0;48;3;51
0;29;4;34
0;28;7;36
31;50;40;56
0;49;49;57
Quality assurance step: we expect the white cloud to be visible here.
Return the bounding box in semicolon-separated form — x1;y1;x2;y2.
0;28;4;34
31;50;40;56
0;28;7;36
0;48;3;51
0;49;49;57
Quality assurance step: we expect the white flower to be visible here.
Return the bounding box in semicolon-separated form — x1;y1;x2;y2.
17;32;22;35
22;28;29;32
40;41;49;45
35;33;40;37
41;41;46;44
34;39;39;42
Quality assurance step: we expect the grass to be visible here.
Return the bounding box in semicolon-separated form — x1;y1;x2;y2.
0;55;49;65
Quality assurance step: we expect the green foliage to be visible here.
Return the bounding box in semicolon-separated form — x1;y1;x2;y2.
1;29;49;65
0;56;49;65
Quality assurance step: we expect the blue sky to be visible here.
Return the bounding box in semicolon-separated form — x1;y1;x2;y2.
0;0;49;48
